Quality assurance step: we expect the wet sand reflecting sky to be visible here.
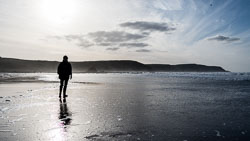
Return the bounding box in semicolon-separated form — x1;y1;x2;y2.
0;73;250;140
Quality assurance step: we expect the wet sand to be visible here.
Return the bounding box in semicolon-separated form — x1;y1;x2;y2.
0;73;250;141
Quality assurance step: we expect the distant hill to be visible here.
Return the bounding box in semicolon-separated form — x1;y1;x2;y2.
0;57;227;73
147;64;226;72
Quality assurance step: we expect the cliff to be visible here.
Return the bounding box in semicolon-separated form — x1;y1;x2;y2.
0;57;227;73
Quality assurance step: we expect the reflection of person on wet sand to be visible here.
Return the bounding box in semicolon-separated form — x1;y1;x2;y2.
57;55;72;99
59;99;72;129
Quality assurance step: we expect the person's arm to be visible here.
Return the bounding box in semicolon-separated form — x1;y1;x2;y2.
57;63;61;79
57;63;61;75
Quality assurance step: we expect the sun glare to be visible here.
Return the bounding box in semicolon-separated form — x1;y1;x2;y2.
40;0;77;24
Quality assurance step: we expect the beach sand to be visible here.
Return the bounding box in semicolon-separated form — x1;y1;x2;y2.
0;73;250;141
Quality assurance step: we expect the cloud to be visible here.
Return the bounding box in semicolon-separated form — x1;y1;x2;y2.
88;31;147;43
76;40;94;47
49;21;177;49
207;35;240;42
49;35;63;40
49;31;149;48
64;35;84;41
119;43;149;48
49;21;160;49
97;43;113;46
153;0;182;11
49;32;150;48
50;35;94;47
120;21;176;33
106;47;119;51
135;49;151;52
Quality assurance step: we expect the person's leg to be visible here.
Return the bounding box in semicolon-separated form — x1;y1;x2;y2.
63;78;69;98
59;79;63;98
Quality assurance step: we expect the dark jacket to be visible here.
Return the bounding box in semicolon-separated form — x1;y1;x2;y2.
57;61;72;79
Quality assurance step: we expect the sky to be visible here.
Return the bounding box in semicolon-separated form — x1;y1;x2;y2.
0;0;250;72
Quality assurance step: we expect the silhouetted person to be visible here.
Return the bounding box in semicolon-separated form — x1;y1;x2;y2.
57;55;72;98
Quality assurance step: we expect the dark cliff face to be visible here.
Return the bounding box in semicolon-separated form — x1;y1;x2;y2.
0;58;58;73
147;64;226;72
72;60;151;72
0;57;227;73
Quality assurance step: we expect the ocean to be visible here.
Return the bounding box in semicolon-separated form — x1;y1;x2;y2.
0;72;250;140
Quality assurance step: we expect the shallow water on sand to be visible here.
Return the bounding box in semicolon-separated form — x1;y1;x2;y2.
0;72;250;141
